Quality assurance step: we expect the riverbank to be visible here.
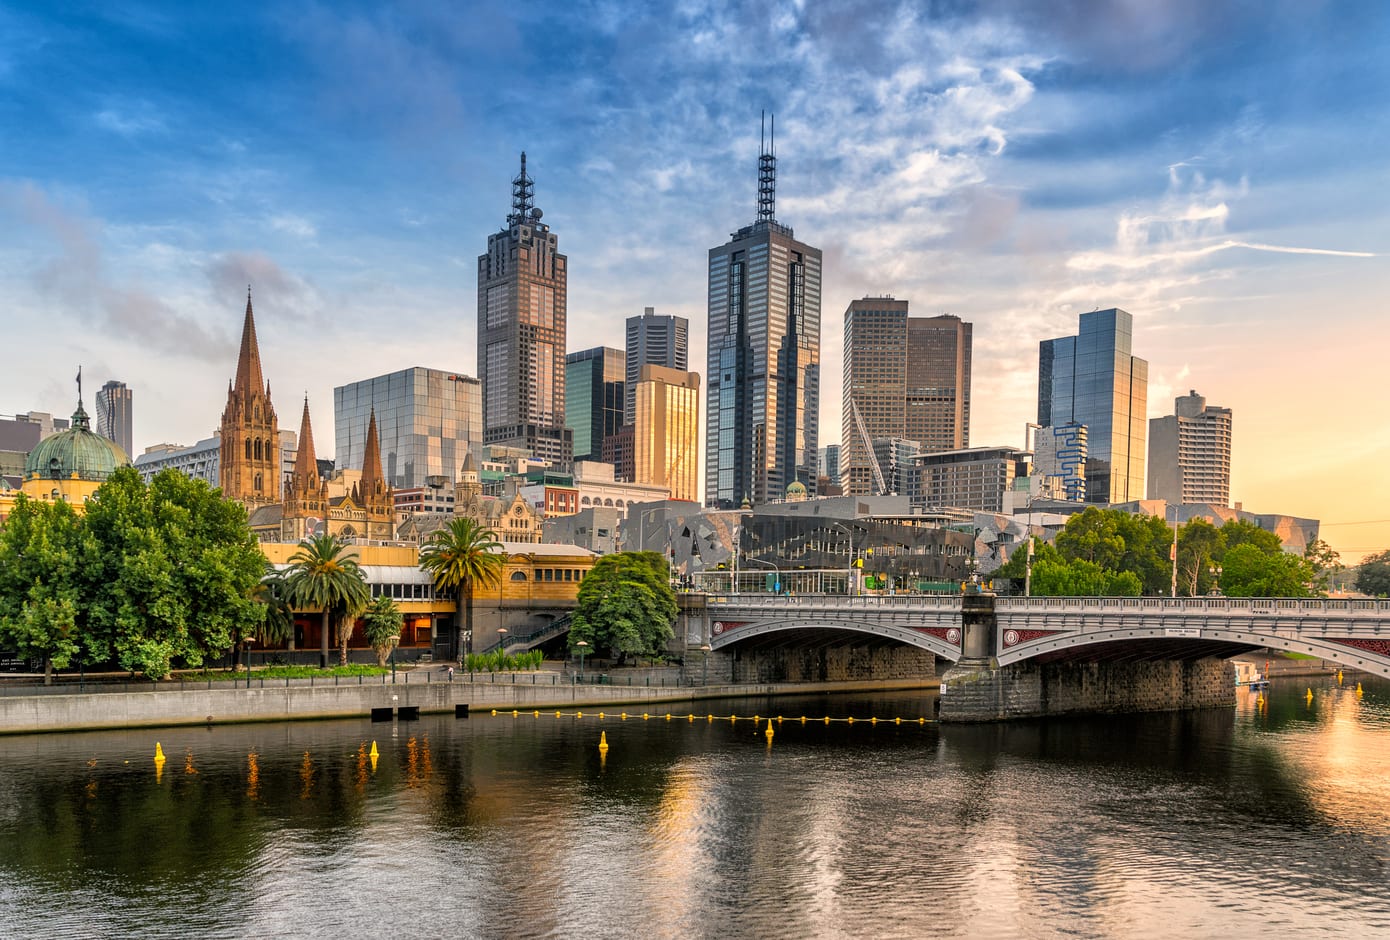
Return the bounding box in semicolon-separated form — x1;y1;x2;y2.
0;676;940;736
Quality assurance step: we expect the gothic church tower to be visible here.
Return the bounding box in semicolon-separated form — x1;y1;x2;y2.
220;289;280;509
353;409;395;540
282;397;329;542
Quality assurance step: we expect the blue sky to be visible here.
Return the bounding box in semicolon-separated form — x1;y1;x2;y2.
1;1;1388;560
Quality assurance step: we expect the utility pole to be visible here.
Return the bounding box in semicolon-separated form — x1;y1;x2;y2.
1170;514;1179;598
1025;536;1035;597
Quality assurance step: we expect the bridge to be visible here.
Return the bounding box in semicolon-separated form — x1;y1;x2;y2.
690;593;1390;720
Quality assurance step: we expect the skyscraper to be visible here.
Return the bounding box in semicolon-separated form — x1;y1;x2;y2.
840;299;973;495
477;153;572;467
95;380;133;457
565;347;625;463
625;307;689;426
906;315;971;453
705;115;822;508
334;367;482;489
1148;389;1232;506
1037;308;1148;503
632;364;700;502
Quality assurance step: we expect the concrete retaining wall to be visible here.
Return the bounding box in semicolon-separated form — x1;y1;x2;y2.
939;657;1235;722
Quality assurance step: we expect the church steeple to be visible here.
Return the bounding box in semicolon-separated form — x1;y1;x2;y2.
360;408;382;496
292;397;318;484
234;287;266;395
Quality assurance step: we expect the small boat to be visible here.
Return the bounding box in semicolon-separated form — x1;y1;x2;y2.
1234;660;1270;690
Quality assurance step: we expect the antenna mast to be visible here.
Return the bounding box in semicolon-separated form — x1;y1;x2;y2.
510;151;535;224
757;111;777;223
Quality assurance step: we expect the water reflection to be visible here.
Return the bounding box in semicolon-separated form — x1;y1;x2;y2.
0;679;1387;938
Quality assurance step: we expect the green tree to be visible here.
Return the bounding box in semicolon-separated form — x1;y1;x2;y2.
283;533;371;668
1029;557;1142;597
1303;539;1342;596
0;496;87;683
363;595;404;667
253;564;296;649
1112;512;1175;596
1220;543;1315;598
1055;507;1126;570
418;518;504;663
1220;518;1284;555
1177;518;1224;597
569;551;677;662
1354;549;1390;597
82;468;266;680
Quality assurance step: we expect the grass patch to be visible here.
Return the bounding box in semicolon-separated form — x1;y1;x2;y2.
174;664;391;682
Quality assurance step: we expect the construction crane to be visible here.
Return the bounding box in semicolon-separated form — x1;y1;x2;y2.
849;397;888;496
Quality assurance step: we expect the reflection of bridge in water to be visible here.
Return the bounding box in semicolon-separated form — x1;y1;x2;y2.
691;594;1390;721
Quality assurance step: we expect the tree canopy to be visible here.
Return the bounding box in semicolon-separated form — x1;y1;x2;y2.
1354;549;1390;597
284;533;371;668
418;517;503;661
569;551;677;662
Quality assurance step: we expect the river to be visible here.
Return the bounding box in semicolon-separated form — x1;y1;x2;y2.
0;676;1387;939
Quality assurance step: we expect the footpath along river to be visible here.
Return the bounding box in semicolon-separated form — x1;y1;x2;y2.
0;677;1387;939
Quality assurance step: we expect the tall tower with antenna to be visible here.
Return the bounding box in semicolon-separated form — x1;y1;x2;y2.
477;152;573;467
704;113;822;508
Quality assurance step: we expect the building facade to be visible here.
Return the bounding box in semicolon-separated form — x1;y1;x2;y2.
477;152;572;467
219;291;280;510
1037;308;1148;503
334;367;482;490
94;380;133;458
911;446;1031;513
705;118;821;508
564;346;625;463
1148;390;1233;506
632;364;700;503
1032;422;1088;502
841;297;908;496
906;315;971;453
625;307;689;426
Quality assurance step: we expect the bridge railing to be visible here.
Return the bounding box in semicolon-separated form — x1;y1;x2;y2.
994;596;1390;614
706;593;963;610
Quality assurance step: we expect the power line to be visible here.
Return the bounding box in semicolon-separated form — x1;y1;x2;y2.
1318;519;1390;526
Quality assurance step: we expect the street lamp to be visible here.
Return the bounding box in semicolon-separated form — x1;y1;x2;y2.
828;521;856;595
388;634;400;683
1209;564;1223;597
497;627;508;648
576;640;589;681
700;643;711;686
745;554;780;592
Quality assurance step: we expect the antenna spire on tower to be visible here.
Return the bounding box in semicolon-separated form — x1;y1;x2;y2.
758;111;777;224
511;151;535;224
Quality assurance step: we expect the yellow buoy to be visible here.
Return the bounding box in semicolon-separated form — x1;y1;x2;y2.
800;716;807;724
621;713;628;720
512;710;519;717
577;711;583;718
369;741;379;758
824;716;831;725
729;714;737;722
870;717;878;725
777;716;783;723
918;717;926;724
707;714;713;722
895;717;901;725
752;715;759;724
665;713;672;721
534;710;540;717
599;712;605;719
490;709;497;716
643;713;650;720
598;731;609;752
555;710;562;718
688;714;695;722
1306;688;1314;702
847;716;854;725
764;720;774;741
1337;670;1344;685
154;743;166;763
1357;682;1364;698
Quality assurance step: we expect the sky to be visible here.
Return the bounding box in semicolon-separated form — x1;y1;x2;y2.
1;1;1387;562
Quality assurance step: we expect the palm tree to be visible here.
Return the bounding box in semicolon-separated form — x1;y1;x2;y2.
253;564;296;649
418;518;504;663
284;533;371;668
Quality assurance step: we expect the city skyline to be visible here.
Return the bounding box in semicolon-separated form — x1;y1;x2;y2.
0;3;1387;558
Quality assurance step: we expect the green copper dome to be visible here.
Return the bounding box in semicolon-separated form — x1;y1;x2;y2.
24;401;130;483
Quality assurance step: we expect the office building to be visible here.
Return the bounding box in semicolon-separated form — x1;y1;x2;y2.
632;364;701;502
334;367;482;490
841;299;972;495
1032;422;1088;502
136;430;296;488
1148;390;1233;506
906;315;971;452
706;115;822;507
477;152;572;466
911;446;1031;513
95;380;133;457
1037;308;1148;503
872;437;922;498
565;347;625;463
625;307;689;425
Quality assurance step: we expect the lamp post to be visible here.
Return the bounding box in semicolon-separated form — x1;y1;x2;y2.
389;634;400;683
576;639;588;681
1209;564;1223;597
829;521;856;595
497;627;508;656
745;554;780;592
700;643;711;686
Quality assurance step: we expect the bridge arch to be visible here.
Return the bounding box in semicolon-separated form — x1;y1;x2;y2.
711;616;963;662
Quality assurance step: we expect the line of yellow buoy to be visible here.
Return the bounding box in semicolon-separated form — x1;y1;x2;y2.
486;708;932;724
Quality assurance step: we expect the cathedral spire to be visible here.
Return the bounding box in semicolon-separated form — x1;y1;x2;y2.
360;408;383;495
292;396;318;484
234;287;266;395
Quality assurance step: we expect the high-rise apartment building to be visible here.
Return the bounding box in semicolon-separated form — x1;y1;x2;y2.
841;299;973;495
334;368;482;490
1032;422;1088;502
1148;389;1232;506
477;153;572;466
565;347;626;463
906;315;971;452
1037;308;1148;503
632;365;700;502
818;444;840;483
705;115;822;508
95;380;133;457
911;446;1030;513
625;308;688;426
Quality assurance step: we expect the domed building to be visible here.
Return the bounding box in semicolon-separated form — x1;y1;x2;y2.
20;396;131;511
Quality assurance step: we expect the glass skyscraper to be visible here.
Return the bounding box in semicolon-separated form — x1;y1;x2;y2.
334;367;482;489
705;116;822;508
95;379;133;457
565;346;625;463
1037;308;1148;503
477;153;572;466
624;307;689;426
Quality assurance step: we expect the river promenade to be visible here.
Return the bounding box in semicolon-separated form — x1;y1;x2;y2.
0;671;939;735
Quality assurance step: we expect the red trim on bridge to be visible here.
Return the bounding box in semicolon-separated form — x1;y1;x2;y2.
1002;628;1064;648
1326;637;1390;657
915;626;962;646
711;621;749;636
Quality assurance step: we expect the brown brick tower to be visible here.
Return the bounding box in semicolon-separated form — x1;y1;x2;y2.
219;289;280;509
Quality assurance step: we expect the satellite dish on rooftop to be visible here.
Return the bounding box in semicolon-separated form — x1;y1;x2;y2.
531;208;543;220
